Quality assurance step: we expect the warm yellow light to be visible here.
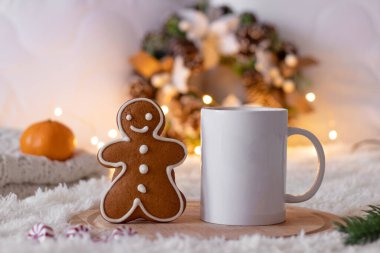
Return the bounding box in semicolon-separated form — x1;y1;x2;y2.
91;136;99;145
54;107;63;117
282;80;295;93
285;54;298;67
73;138;78;147
202;95;213;105
108;129;118;139
194;146;201;156
305;92;316;102
328;130;338;140
161;105;169;115
273;76;284;87
108;168;115;181
97;141;105;149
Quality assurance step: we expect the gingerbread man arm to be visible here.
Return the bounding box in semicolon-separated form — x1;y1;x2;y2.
98;140;129;168
165;140;187;166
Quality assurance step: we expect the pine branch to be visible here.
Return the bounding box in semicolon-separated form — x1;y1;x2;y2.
335;205;380;245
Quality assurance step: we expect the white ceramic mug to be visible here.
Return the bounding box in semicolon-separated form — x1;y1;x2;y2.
200;107;325;225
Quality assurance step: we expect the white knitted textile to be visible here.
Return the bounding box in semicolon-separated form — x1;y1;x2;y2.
0;128;103;197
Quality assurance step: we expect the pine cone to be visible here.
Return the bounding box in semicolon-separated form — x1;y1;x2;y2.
179;94;203;117
166;94;202;140
128;78;156;99
187;110;201;130
236;23;276;56
246;85;284;108
168;39;203;72
243;71;285;107
241;69;266;87
164;97;200;142
276;42;298;60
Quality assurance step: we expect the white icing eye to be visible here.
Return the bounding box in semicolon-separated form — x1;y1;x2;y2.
145;113;153;121
126;114;132;121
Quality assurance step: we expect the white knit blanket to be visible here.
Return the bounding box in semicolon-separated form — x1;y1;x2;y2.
0;128;103;198
1;144;380;252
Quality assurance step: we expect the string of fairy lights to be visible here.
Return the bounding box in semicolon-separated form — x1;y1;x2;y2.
53;91;337;155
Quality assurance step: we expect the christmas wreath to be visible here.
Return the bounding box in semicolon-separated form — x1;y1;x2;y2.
127;2;316;153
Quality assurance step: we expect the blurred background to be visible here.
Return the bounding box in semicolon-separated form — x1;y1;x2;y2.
1;0;379;152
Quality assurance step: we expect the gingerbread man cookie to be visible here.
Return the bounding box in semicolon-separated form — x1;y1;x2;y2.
98;98;187;223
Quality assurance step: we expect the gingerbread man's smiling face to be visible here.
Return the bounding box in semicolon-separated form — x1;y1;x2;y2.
118;99;165;138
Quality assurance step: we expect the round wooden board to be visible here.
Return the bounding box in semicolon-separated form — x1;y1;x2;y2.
69;202;341;239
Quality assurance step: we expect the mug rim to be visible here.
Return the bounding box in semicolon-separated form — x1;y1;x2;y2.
202;106;287;112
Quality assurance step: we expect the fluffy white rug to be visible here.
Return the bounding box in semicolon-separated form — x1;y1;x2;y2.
1;144;380;252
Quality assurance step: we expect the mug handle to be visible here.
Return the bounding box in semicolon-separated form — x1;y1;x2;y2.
285;127;325;203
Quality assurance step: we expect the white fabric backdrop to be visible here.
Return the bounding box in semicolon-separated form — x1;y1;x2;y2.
0;0;196;151
212;0;380;144
0;0;379;151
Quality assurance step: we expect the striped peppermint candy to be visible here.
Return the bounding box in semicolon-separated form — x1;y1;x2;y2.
27;223;55;242
65;224;91;239
91;234;109;243
109;226;137;241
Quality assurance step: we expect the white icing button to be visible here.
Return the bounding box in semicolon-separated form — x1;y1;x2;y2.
139;164;149;174
137;184;146;193
139;145;148;154
126;114;132;121
145;113;153;121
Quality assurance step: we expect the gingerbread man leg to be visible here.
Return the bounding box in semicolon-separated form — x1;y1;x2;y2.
137;169;185;220
101;177;138;221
